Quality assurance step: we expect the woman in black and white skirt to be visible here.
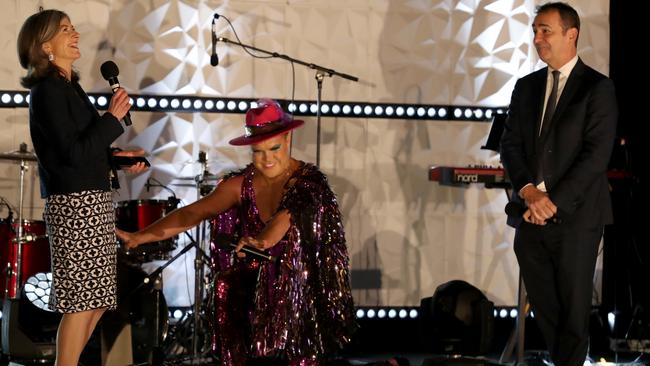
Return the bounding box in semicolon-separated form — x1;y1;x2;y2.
17;8;146;365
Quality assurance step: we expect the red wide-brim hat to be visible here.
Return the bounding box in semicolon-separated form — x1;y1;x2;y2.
229;99;304;146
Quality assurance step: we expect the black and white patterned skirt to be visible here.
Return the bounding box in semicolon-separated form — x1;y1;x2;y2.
44;190;117;313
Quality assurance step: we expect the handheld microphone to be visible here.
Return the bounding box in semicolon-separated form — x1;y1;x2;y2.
100;61;132;126
210;13;220;66
213;233;276;262
505;201;562;224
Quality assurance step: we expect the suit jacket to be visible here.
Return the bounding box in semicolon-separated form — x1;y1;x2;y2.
500;58;617;229
29;74;124;198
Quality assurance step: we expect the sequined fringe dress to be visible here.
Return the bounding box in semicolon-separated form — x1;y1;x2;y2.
210;163;357;365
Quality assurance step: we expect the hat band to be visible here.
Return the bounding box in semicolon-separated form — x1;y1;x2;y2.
244;120;288;138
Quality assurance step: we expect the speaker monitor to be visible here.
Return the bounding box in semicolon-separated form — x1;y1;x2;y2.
421;355;500;366
1;297;59;361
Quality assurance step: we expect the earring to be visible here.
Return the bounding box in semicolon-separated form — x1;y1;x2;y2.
48;53;54;61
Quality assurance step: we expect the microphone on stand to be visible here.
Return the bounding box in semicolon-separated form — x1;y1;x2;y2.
198;150;208;164
196;150;209;185
210;13;220;66
100;61;132;126
145;178;151;192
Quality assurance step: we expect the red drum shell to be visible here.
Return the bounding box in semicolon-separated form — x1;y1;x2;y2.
115;199;177;262
0;219;51;299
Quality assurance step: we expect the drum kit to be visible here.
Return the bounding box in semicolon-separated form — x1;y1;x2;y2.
0;144;58;360
0;145;219;363
110;150;220;364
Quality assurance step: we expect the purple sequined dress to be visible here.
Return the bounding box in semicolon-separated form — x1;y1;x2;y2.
209;162;356;365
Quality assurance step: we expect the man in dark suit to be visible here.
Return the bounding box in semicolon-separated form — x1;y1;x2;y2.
500;2;617;366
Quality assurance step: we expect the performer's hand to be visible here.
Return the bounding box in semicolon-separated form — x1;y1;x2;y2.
234;236;269;258
116;228;140;249
107;88;131;121
113;148;148;174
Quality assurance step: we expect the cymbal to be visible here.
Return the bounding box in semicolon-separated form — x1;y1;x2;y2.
0;151;37;162
172;183;216;188
175;175;220;181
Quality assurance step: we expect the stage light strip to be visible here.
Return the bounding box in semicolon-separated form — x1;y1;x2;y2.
0;90;506;122
163;305;530;322
353;306;532;320
355;307;420;319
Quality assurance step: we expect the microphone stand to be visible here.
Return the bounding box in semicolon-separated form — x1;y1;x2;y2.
192;151;210;360
216;36;359;167
127;231;210;364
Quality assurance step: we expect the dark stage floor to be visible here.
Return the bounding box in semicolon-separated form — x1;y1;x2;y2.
1;351;648;366
1;306;649;365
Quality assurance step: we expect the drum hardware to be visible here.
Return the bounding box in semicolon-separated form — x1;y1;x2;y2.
159;231;214;364
124;152;217;363
157;151;216;363
173;175;219;196
174;175;220;181
145;176;180;198
171;182;214;188
115;198;180;263
175;176;219;187
0;220;51;299
11;233;48;244
0;145;38;163
121;230;211;364
0;143;38;304
190;150;214;360
0;142;38;301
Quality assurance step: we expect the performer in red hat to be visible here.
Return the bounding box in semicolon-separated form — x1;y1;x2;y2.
228;98;304;145
118;99;357;365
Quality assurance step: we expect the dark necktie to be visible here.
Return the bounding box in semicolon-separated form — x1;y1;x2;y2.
536;70;560;184
540;70;560;136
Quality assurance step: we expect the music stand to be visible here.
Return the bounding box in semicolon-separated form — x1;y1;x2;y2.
481;113;507;152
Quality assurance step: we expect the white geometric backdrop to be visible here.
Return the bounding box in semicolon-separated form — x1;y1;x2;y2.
0;0;610;306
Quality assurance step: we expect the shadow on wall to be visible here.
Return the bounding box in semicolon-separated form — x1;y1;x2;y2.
377;2;447;105
351;230;422;306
